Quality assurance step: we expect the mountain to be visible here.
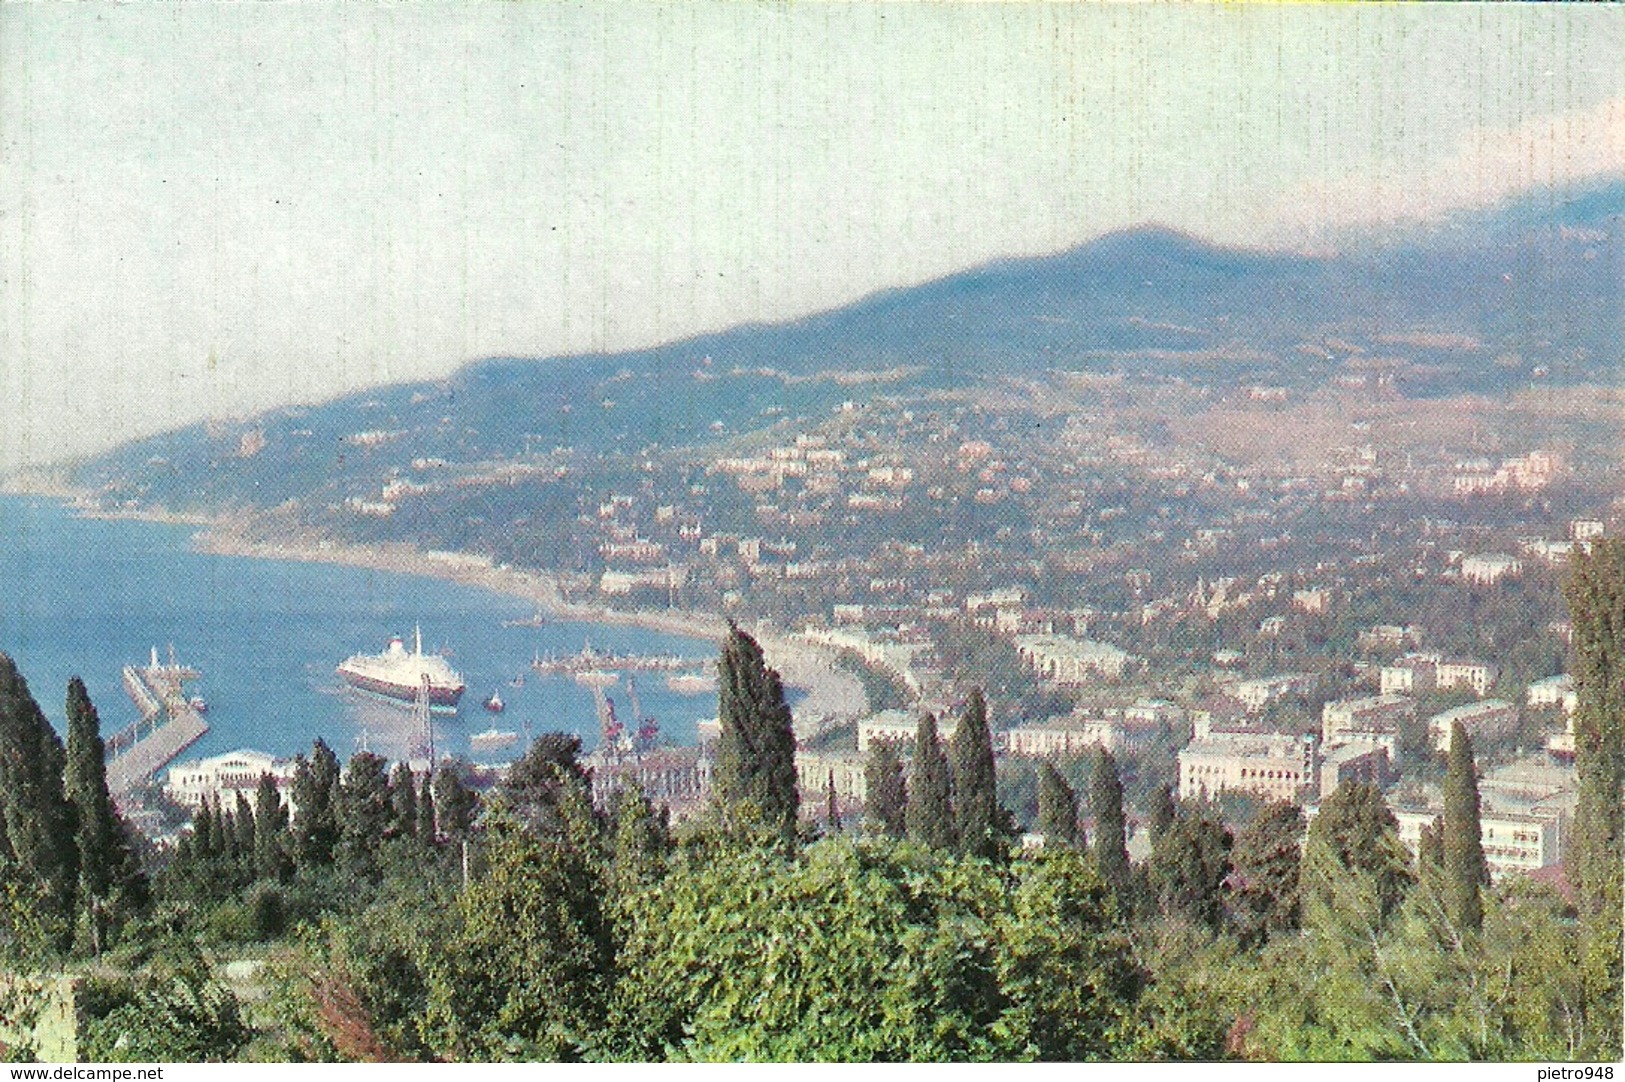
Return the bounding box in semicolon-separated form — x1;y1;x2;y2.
70;180;1622;515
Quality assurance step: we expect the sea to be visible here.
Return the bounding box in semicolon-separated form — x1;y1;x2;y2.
0;494;718;767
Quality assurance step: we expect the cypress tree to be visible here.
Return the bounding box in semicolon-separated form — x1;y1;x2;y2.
64;678;119;950
1090;748;1131;894
905;712;955;849
336;751;392;879
433;764;477;841
714;623;799;842
1035;760;1079;847
1564;539;1624;1057
1442;721;1488;932
234;791;256;861
0;654;77;944
289;738;341;867
825;769;841;833
950;689;1002;861
1149;799;1232;929
1417;815;1445;871
863;739;907;837
253;772;289;881
221;806;241;862
389;761;418;840
1229;801;1305;946
1147;784;1176;843
1303;781;1411;921
417;772;437;842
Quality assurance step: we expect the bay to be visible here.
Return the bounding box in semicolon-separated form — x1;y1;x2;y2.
0;494;718;766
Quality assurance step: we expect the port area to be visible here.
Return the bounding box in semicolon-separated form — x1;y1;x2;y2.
107;653;208;795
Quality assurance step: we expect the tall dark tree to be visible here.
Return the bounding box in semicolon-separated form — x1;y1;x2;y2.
336;751;393;879
1148;799;1232;929
863;740;907;838
714;624;799;842
1089;749;1130;895
1416;815;1445;871
433;764;478;841
950;689;1002;861
1303;781;1411;921
388;762;418;841
1147;785;1176;843
1565;538;1624;1057
1035;761;1079;847
825;769;841;833
64;677;134;952
289;738;341;868
232;791;256;863
1228;801;1305;946
502;733;591;836
1442;722;1489;933
0;654;77;945
252;772;290;881
905;712;955;849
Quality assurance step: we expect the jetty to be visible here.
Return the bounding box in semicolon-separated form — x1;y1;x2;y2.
106;646;208;795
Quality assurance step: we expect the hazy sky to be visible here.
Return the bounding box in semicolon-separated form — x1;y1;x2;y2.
2;3;1621;471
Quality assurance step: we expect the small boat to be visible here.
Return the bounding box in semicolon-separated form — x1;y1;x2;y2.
189;695;209;714
508;673;526;689
666;671;716;695
471;727;520;752
501;612;549;629
484;691;505;713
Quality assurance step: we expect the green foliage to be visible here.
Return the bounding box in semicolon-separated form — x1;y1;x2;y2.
1564;538;1624;1058
420;790;609;1060
1228;801;1303;947
950;690;1004;862
501;733;590;835
336;751;393;881
0;654;77;950
905;713;955;850
863;740;907;838
1148;800;1231;930
1089;749;1130;897
388;763;418;842
432;766;478;841
993;847;1144;1059
714;623;799;844
64;677;147;954
1036;761;1080;847
1304;782;1411;922
79;943;251;1062
1442;723;1488;933
254;771;292;882
290;739;341;869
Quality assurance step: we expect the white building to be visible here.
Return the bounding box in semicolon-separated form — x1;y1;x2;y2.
1390;805;1561;879
1002;714;1161;758
856;709;953;752
1321;695;1414;762
1461;553;1523;585
1527;674;1577;715
164;749;299;812
1234;672;1321;712
1178;730;1318;803
1014;634;1139;684
1428;699;1519;752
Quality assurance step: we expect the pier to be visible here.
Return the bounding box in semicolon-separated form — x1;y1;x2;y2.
106;647;208;795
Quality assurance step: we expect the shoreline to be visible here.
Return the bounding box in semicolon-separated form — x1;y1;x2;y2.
1;478;870;728
192;525;869;729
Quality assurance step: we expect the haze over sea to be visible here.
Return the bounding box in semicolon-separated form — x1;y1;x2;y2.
0;494;717;766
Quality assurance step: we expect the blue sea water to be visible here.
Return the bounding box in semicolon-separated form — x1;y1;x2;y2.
0;495;717;766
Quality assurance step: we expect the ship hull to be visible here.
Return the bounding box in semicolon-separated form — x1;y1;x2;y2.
338;669;464;713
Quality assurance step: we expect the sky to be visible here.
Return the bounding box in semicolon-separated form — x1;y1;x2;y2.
1;3;1621;472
